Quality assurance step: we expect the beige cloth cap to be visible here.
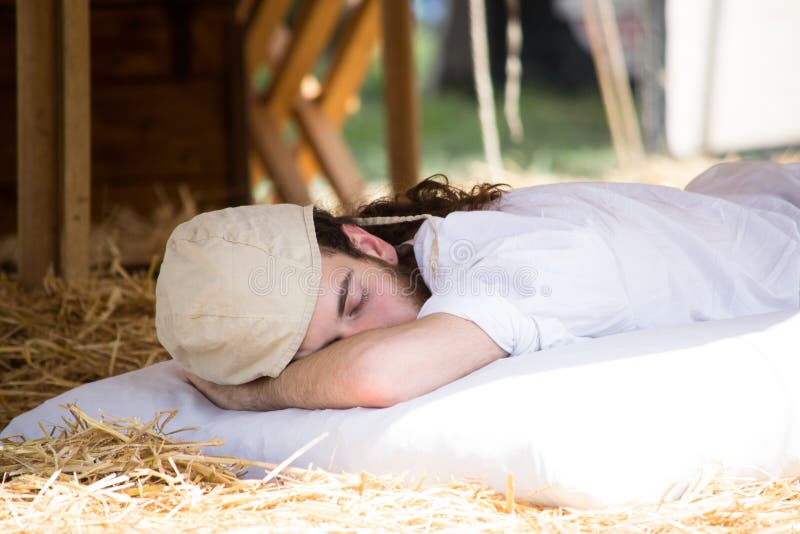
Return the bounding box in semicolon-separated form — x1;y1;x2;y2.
155;204;321;385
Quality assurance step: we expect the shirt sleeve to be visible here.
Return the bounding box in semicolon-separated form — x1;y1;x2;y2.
412;210;630;356
417;293;590;356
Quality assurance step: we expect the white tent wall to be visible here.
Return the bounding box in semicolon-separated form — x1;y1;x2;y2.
666;0;800;157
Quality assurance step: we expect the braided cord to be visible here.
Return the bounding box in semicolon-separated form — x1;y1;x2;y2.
350;214;440;279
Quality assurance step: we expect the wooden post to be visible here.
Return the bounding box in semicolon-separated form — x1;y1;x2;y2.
227;6;252;206
60;0;92;285
17;0;59;288
381;0;419;194
248;106;312;205
244;0;291;82
582;0;644;167
294;0;378;204
16;0;92;288
596;0;644;161
265;0;345;122
319;0;381;123
294;99;364;209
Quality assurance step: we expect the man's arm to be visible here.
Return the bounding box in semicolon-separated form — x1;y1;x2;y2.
186;313;507;411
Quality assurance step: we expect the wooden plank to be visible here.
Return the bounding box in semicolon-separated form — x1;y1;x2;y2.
0;87;15;190
295;99;364;208
596;0;643;160
582;0;643;166
8;0;246;249
235;0;258;24
292;0;378;192
90;5;172;81
60;0;92;285
253;23;321;188
265;0;345;121
0;184;14;239
94;176;231;219
245;0;291;80
582;0;627;165
16;0;59;287
380;0;419;193
0;4;15;85
248;104;312;205
92;81;227;180
319;0;381;124
191;3;234;78
3;78;232;229
225;6;251;206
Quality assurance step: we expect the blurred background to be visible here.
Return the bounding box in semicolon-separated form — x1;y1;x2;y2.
4;0;800;274
334;0;799;190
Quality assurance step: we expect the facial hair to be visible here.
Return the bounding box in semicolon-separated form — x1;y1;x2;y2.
364;252;431;312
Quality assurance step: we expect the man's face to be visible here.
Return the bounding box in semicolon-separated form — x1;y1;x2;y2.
295;251;424;358
295;224;428;358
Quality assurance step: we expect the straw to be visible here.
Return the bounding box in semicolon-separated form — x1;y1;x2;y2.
0;404;261;486
2;405;799;532
0;253;169;430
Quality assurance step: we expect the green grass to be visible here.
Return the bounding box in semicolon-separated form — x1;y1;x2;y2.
342;28;616;184
344;85;616;183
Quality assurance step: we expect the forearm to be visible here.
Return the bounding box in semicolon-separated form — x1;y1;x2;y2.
187;327;388;411
254;333;380;410
188;313;506;411
349;314;504;404
277;315;506;408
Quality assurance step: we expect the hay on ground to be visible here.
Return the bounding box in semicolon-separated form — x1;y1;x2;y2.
0;254;169;430
1;405;799;532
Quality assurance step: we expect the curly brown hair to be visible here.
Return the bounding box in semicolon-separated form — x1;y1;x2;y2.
312;175;509;301
313;175;510;258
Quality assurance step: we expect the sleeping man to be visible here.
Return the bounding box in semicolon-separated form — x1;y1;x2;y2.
155;160;800;411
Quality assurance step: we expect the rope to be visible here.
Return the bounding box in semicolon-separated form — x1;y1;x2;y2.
469;0;504;181
350;214;440;279
503;0;524;144
582;0;644;166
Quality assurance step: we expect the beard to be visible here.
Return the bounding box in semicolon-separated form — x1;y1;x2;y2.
363;248;431;311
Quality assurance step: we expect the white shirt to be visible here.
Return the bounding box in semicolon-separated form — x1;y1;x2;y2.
412;161;800;356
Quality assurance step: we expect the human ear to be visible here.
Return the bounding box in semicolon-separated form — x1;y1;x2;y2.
340;224;399;265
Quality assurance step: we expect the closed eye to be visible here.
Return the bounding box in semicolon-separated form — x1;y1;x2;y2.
349;287;369;317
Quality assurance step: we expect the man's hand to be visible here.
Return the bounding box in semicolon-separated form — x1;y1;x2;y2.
184;372;266;411
184;313;506;412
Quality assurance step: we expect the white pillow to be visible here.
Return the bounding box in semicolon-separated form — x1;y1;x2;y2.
4;310;799;509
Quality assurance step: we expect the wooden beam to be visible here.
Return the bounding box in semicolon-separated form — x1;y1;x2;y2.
227;8;252;206
319;0;381;124
381;0;419;194
17;0;59;288
265;0;345;121
295;99;364;209
294;0;379;197
248;104;312;205
60;0;91;285
245;0;291;81
582;0;644;167
247;3;374;208
596;0;643;160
